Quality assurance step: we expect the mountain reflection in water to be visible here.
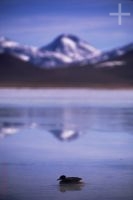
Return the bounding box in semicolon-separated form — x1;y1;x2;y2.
0;103;133;200
0;106;133;140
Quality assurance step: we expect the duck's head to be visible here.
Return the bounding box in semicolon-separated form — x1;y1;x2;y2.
57;175;66;181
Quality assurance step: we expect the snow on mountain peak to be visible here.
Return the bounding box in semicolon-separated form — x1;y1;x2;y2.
61;36;77;50
40;34;101;62
0;34;101;67
1;34;132;69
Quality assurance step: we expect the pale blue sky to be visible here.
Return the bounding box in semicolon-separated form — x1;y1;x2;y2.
0;0;133;50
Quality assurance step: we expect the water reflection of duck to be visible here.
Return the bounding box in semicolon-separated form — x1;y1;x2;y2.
59;182;84;192
57;175;82;184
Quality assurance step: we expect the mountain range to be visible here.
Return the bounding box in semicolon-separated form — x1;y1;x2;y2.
0;34;133;87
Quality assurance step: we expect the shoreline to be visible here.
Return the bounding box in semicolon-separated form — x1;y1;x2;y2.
0;84;133;90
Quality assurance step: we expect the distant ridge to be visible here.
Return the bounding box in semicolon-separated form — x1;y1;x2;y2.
0;34;133;87
0;34;133;68
0;34;101;68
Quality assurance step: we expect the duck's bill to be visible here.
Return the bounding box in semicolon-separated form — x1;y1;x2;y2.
57;178;60;180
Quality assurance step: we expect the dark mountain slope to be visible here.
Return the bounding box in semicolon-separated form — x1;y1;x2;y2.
0;51;133;88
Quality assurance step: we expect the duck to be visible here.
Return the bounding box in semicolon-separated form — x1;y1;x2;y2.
57;175;82;184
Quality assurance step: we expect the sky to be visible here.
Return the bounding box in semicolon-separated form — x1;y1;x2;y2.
0;0;133;50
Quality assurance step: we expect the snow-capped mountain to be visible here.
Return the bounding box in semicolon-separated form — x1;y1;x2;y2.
0;37;38;62
34;34;102;68
95;43;133;68
0;34;133;68
99;43;133;63
40;34;101;61
0;35;133;88
0;34;101;68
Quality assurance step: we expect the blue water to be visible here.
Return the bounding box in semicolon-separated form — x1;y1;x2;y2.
0;89;133;200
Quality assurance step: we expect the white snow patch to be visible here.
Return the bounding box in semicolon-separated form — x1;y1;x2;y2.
79;41;101;55
97;61;125;68
39;51;72;63
13;53;30;61
2;41;19;48
53;52;72;62
61;37;76;49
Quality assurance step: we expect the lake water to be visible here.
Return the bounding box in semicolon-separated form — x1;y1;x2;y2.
0;89;133;200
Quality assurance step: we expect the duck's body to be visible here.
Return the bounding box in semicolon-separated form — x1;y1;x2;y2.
57;175;82;184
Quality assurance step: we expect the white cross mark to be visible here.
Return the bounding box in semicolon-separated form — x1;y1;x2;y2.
109;3;130;25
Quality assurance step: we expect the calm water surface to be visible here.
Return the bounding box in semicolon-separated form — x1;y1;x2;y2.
0;89;133;200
